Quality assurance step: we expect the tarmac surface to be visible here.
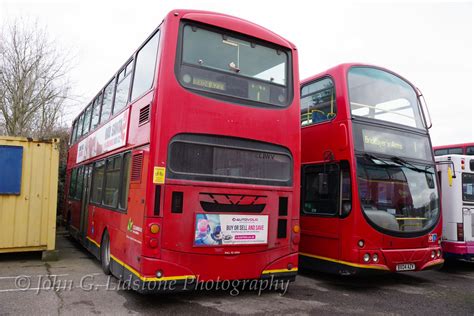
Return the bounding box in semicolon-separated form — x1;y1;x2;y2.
1;231;473;315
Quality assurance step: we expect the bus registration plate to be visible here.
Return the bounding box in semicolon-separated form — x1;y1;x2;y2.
396;263;416;271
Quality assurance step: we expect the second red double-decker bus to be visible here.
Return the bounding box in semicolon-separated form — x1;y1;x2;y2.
299;63;443;274
65;9;300;291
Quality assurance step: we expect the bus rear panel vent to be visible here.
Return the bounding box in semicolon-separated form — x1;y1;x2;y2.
139;104;150;125
171;192;184;214
277;219;287;238
131;153;143;182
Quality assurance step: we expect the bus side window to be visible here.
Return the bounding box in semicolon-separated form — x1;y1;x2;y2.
302;163;340;216
300;77;337;127
101;79;115;122
114;60;134;114
467;147;474;156
119;153;132;210
340;161;352;217
69;168;78;198
75;166;85;200
131;30;160;101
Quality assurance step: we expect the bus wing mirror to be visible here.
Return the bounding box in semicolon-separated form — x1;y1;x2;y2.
318;173;329;195
425;173;435;189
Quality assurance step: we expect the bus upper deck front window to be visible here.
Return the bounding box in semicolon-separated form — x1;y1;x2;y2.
178;24;290;107
348;67;425;129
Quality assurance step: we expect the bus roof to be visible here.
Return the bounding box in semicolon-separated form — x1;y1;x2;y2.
433;142;474;150
300;63;415;88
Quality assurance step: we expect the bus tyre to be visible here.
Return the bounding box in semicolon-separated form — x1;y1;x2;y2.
101;230;111;275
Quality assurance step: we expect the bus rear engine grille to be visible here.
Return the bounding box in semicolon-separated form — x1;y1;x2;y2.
199;193;266;213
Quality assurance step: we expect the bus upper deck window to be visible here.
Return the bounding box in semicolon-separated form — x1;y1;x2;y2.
178;24;291;107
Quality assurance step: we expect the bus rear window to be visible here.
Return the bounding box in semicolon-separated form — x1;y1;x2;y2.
177;23;291;107
462;173;474;202
168;134;292;186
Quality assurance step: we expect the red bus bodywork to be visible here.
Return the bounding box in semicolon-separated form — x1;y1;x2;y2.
299;63;443;274
433;143;474;156
65;9;300;291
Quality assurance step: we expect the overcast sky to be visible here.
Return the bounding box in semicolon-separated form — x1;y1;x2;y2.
1;0;472;146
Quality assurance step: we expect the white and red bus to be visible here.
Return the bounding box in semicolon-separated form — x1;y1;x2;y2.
436;155;474;261
65;9;300;291
299;64;443;274
434;143;474;156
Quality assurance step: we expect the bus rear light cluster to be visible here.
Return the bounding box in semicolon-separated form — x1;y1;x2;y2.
149;223;160;234
461;159;465;170
149;238;159;248
291;224;300;245
457;223;464;241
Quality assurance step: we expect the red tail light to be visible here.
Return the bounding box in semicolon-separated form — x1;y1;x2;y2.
457;223;464;241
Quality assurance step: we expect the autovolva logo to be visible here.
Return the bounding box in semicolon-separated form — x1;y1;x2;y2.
232;218;259;222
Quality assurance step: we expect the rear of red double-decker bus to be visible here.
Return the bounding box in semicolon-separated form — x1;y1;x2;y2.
125;10;300;289
299;64;442;275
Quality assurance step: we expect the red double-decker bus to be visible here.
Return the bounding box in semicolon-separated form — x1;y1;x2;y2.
65;9;300;290
299;63;443;274
433;143;474;156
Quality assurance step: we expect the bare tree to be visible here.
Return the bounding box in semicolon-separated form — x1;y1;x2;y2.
0;19;71;138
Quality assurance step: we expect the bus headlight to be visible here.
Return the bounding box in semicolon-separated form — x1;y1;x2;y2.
358;240;365;248
372;253;379;263
363;253;370;262
437;250;441;258
156;270;163;278
431;250;436;259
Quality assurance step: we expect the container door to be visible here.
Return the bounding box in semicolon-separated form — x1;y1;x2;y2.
79;164;93;242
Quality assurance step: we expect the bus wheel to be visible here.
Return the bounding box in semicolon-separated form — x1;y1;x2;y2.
100;230;111;275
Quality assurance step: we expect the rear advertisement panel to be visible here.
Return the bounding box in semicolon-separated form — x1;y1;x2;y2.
194;214;268;246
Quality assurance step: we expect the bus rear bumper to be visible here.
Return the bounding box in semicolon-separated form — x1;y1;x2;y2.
110;252;298;293
442;241;474;261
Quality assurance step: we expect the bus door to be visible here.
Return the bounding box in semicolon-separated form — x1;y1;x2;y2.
462;207;474;242
125;151;145;271
301;163;342;260
79;164;93;242
462;170;474;242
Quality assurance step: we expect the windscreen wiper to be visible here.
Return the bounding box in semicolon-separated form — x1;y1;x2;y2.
363;153;391;166
390;156;433;174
